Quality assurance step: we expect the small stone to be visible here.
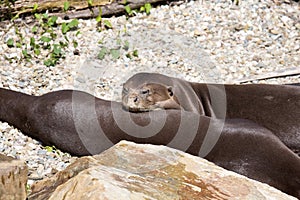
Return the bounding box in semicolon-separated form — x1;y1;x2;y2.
269;29;280;35
193;29;202;36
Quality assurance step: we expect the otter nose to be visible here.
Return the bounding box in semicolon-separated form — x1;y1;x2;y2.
129;95;139;104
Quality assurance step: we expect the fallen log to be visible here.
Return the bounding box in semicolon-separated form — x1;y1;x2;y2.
0;0;182;20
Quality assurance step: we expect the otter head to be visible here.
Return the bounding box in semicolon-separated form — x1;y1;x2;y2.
122;83;181;112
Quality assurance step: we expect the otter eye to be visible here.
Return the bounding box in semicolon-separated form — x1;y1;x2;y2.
141;89;150;95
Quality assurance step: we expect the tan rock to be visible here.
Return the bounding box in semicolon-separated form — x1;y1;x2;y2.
29;141;297;200
0;154;28;200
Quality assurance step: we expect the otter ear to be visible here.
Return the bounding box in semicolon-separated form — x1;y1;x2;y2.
167;86;174;97
122;85;129;94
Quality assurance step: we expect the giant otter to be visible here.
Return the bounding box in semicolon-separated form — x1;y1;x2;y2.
0;83;299;197
122;82;181;112
122;73;300;156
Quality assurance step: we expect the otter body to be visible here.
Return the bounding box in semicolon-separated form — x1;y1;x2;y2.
122;73;300;155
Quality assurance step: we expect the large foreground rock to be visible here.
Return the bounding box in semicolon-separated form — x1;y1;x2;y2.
0;154;28;200
29;141;296;200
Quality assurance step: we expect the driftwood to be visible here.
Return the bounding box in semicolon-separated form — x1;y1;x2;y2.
0;154;28;200
233;67;300;84
0;0;182;20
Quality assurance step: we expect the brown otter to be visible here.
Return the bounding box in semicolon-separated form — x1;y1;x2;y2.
122;83;181;112
123;73;219;117
0;87;300;198
122;73;300;156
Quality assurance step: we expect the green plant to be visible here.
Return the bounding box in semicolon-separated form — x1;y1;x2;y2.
127;49;138;58
124;3;152;17
44;145;55;152
62;19;79;34
97;38;138;60
96;8;113;31
32;3;38;13
140;3;151;15
87;0;93;7
6;38;14;47
125;5;134;17
5;11;80;67
98;46;108;60
64;1;70;12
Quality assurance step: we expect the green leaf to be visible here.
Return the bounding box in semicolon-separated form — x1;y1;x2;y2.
144;3;151;14
44;58;56;67
34;13;41;20
123;40;129;50
96;15;102;23
32;3;38;13
34;48;41;55
98;37;104;44
110;49;120;60
59;41;68;48
32;25;38;33
16;42;22;48
50;32;57;40
125;5;132;15
62;22;69;34
40;36;51;43
96;7;102;22
53;44;62;56
76;31;81;36
123;25;127;34
133;49;138;57
73;40;78;48
103;20;112;29
42;13;48;19
87;0;93;7
44;59;52;66
6;38;14;47
68;19;79;29
48;16;58;26
22;49;31;59
98;47;107;60
63;35;69;43
30;37;35;47
116;38;121;45
140;6;145;12
64;1;70;11
44;146;53;152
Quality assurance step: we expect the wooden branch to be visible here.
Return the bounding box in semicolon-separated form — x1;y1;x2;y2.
233;67;300;84
55;0;180;19
0;0;182;20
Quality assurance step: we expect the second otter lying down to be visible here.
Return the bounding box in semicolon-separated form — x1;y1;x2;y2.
122;72;300;156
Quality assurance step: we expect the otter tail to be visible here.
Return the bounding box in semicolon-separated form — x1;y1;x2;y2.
0;88;36;132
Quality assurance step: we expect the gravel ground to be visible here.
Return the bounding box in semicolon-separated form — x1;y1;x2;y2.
0;0;299;187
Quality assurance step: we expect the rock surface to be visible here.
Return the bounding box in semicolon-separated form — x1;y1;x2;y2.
0;153;28;200
29;141;297;200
